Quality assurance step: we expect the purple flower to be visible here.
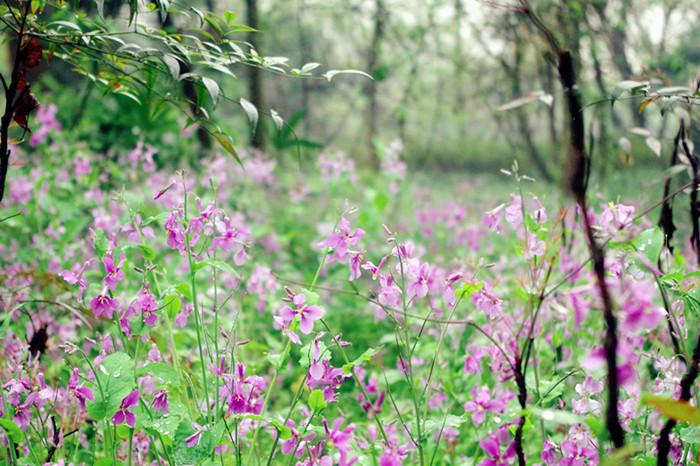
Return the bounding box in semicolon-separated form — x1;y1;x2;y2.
210;218;250;265
560;439;598;465
323;418;357;465
280;294;324;334
29;103;61;147
112;390;139;428
377;274;402;308
219;363;266;415
68;368;94;410
407;262;431;300
13;396;34;430
464;386;507;425
186;423;206;448
318;218;365;264
89;291;120;319
306;340;351;403
362;256;387;280
479;428;515;466
136;285;158;326
102;252;125;291
152;390;169;414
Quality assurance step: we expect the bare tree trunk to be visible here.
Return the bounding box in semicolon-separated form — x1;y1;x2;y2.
453;0;466;114
591;1;645;127
247;0;265;149
297;0;312;135
512;34;554;181
366;0;386;169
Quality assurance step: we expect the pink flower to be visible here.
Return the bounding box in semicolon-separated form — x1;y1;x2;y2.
560;439;598;465
102;252;125;291
136;285;158;326
479;428;515;466
378;274;402;308
504;194;523;229
152;390;169;414
89;291;120;319
472;287;503;319
281;294;324;334
186;423;206;448
323;418;358;465
318;218;365;264
68;368;94;410
407;262;431;299
112;390;139;428
464;386;507;425
524;233;545;259
29;104;61;147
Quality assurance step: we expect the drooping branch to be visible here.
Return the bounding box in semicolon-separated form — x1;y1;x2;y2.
0;1;33;203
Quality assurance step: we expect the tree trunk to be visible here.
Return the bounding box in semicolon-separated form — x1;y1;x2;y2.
246;0;265;149
366;0;386;169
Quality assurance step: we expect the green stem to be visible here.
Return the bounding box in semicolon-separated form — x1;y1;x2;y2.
183;190;212;424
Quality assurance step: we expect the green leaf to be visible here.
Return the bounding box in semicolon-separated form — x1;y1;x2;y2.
93;229;109;259
212;131;241;165
138;363;180;385
0;418;23;443
456;281;483;298
143;415;181;441
162;54;180;80
322;69;373;82
633;227;664;265
528;407;582;425
300;288;321;306
679;425;700;444
202;77;220;106
162;294;182;319
342;346;383;374
87;352;134;420
643;394;700;424
240;98;259;134
195;258;240;277
176;283;192;301
599;444;640;466
308;389;327;411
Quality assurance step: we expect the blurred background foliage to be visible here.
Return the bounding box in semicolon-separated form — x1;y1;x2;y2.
5;0;700;180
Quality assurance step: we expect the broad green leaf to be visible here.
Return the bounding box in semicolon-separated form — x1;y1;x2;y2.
308;389;327;411
529;407;582;425
162;55;180;80
0;418;23;443
679;425;700;444
202;77;220;105
162;294;182;319
195;258;239;277
138;363;180;385
87;352;134;420
633;227;664;265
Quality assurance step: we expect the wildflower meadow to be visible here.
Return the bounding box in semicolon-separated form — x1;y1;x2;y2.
1;1;700;465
